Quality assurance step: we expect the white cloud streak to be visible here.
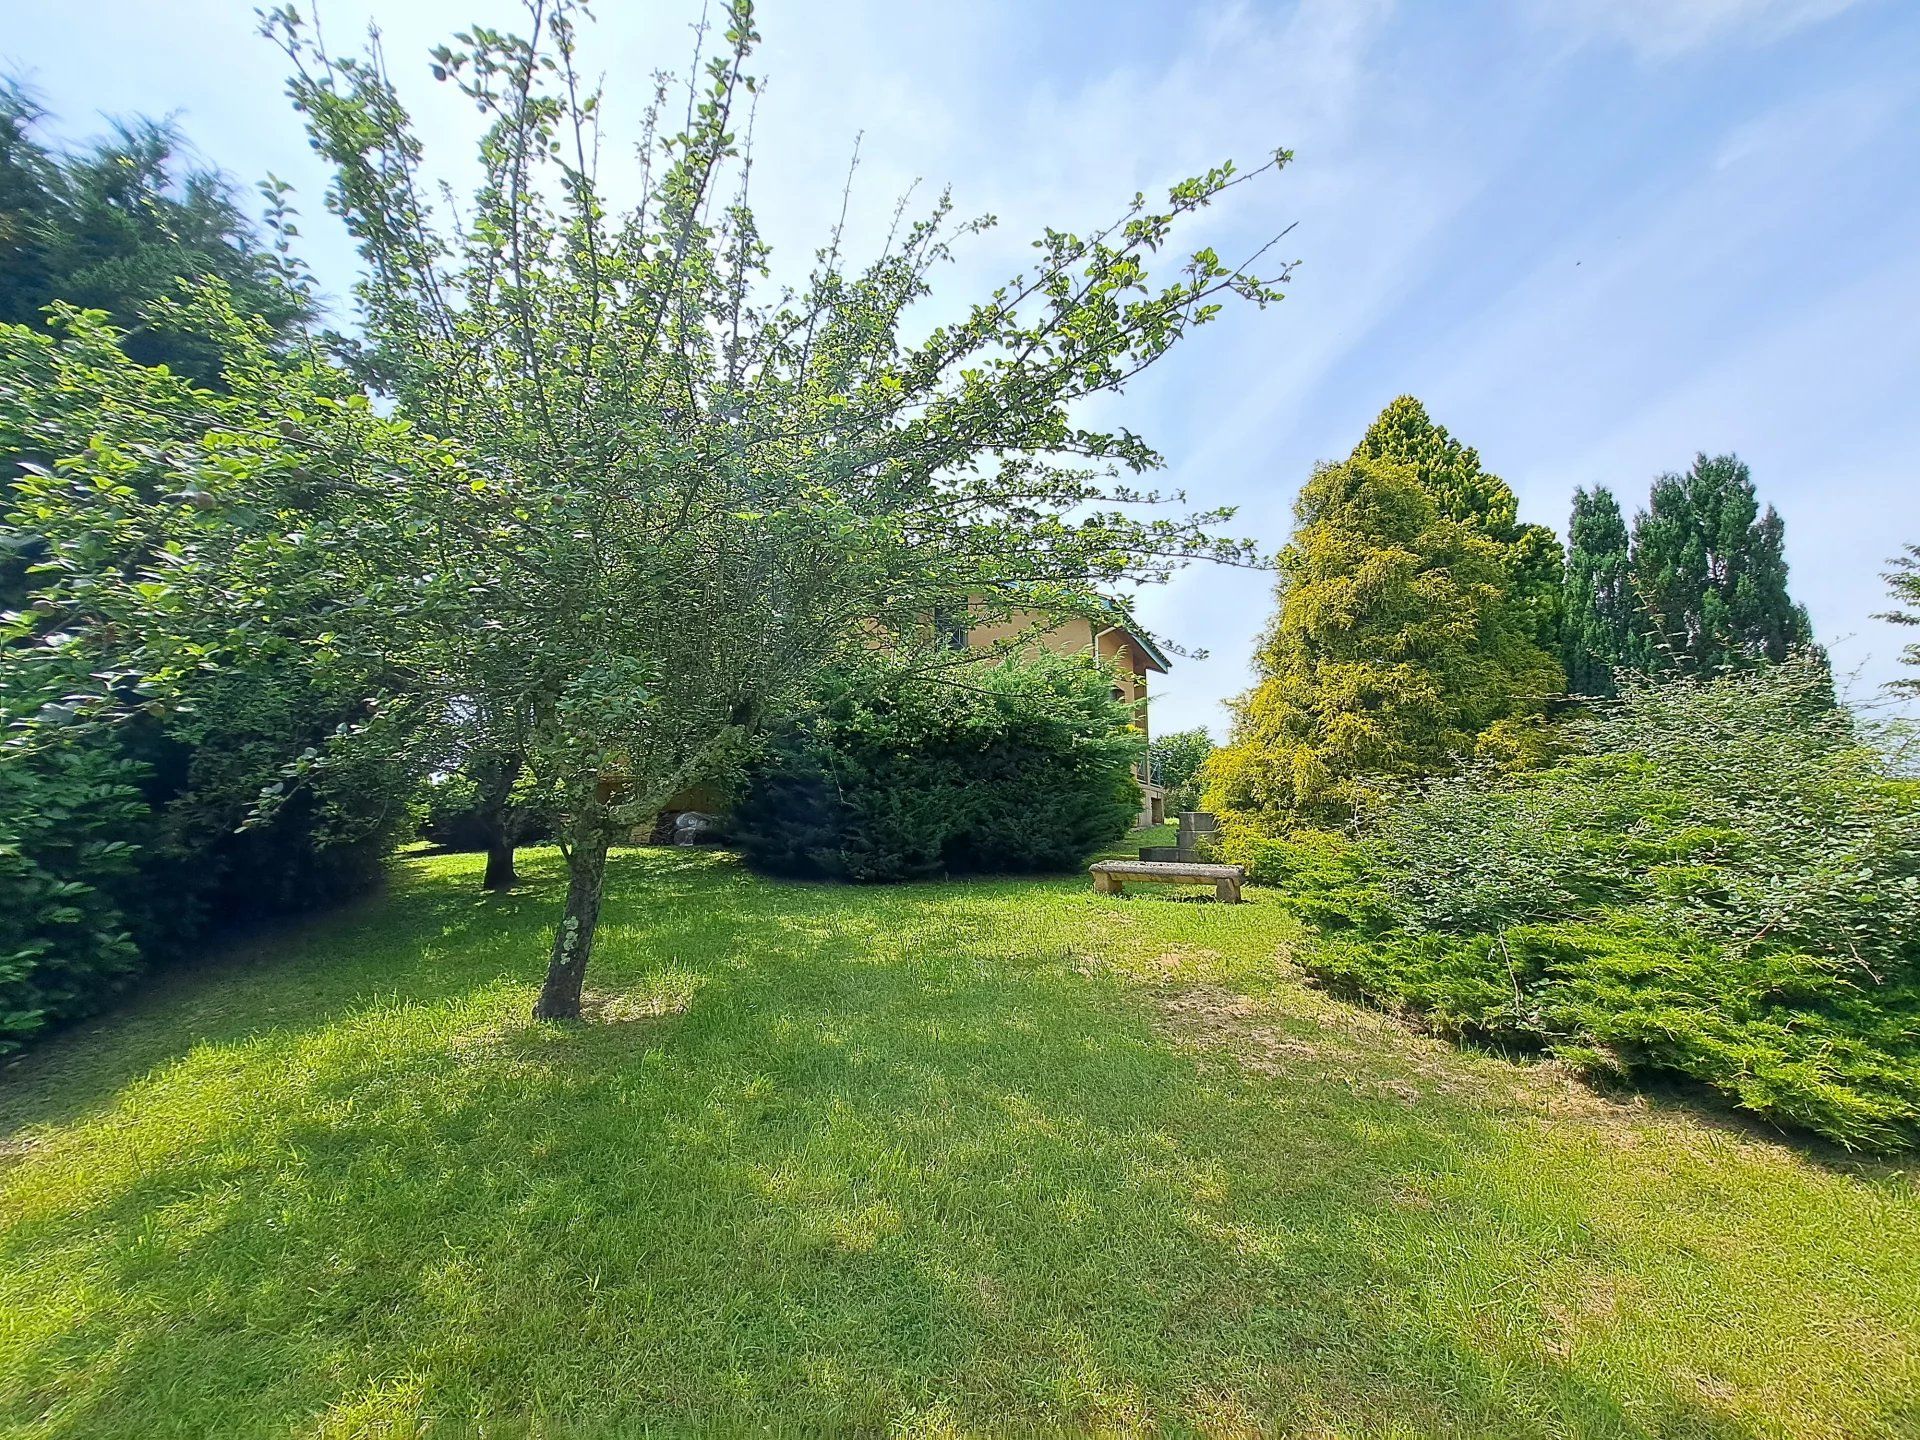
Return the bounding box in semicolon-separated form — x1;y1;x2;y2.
1521;0;1867;60
10;0;1915;734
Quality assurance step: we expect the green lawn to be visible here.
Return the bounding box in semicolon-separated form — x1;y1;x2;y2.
2;840;1917;1438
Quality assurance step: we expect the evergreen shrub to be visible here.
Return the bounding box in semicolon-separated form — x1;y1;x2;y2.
732;656;1144;883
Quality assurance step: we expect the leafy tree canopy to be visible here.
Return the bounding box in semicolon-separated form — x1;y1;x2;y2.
0;305;412;1050
1148;727;1213;810
1561;484;1634;697
1352;395;1563;650
4;0;1296;1022
1879;544;1920;697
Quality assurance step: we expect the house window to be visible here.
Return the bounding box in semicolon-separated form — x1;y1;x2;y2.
933;609;969;650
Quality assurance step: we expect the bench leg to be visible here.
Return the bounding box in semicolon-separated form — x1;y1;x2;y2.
1093;871;1122;896
1216;878;1242;904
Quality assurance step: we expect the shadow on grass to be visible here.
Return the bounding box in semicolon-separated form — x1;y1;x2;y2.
0;846;1797;1435
0;847;722;1139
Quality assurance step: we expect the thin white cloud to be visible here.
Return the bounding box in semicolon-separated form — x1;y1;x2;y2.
1526;0;1867;59
12;0;1912;738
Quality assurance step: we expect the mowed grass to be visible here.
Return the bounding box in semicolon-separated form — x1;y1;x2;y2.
1;839;1917;1438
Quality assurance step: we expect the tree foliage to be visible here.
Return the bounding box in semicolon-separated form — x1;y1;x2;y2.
1560;485;1635;696
1629;453;1812;676
1878;544;1920;697
0;82;313;389
21;0;1293;1023
1203;455;1561;828
0;82;399;1051
0;312;414;1049
1247;657;1920;1152
1147;727;1213;814
424;749;556;889
731;656;1142;882
0;737;146;1048
1351;396;1563;652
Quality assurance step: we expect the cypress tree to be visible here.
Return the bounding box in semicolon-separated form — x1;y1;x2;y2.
1629;453;1811;675
1561;486;1634;696
1353;396;1564;652
1202;455;1562;828
1354;396;1519;528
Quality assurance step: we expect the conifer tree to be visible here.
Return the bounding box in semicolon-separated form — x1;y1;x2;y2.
1560;485;1634;696
1629;453;1811;675
1351;396;1563;652
1878;544;1920;696
1202;455;1562;827
0;82;312;388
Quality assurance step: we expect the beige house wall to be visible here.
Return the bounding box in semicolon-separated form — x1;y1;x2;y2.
962;612;1097;660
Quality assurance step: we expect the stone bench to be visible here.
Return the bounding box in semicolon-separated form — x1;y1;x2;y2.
1090;859;1245;903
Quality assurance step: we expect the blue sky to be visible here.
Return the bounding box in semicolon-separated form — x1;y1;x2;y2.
9;0;1919;735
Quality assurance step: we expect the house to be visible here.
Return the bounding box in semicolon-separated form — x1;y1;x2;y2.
959;604;1171;826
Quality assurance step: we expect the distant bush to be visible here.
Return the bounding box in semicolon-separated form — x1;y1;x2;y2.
1242;657;1920;1152
1148;728;1214;815
732;655;1143;882
416;770;554;852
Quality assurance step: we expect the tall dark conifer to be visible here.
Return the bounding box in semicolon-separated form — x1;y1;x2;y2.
1560;485;1634;696
1879;544;1920;696
1628;453;1811;675
0;82;313;388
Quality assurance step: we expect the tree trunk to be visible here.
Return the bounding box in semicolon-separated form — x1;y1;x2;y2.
533;822;610;1021
482;832;519;891
471;749;524;892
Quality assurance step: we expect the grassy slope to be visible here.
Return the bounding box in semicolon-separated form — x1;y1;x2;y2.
1;839;1917;1438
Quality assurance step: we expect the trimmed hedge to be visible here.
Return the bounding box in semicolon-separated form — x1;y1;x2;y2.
732;655;1144;883
0;741;147;1047
1;697;410;1054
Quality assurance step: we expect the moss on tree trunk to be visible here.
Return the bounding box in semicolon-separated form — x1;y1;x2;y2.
533;822;609;1020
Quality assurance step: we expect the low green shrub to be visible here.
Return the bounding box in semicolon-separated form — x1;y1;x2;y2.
1217;826;1382;930
1307;919;1920;1153
732;655;1143;882
0;740;148;1048
1259;658;1920;1152
0;678;412;1053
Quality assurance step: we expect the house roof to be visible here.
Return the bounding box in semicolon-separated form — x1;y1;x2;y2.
1099;603;1171;674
